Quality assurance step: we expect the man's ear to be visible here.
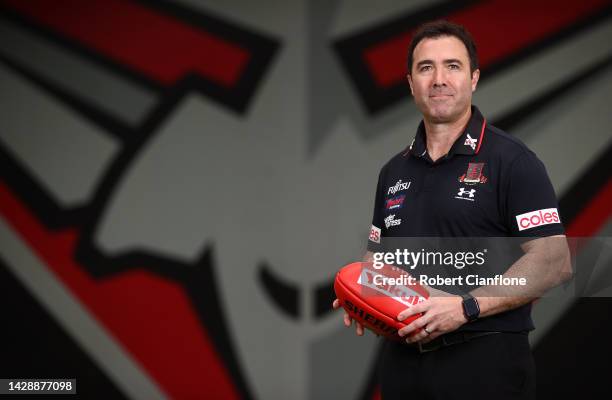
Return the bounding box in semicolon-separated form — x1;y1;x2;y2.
406;74;414;96
471;69;480;92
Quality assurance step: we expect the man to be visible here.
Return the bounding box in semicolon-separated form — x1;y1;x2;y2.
333;20;572;399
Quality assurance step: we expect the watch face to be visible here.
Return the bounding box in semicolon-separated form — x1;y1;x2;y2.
463;297;479;320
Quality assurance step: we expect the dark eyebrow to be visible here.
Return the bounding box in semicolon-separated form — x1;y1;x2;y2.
416;59;434;69
444;59;463;65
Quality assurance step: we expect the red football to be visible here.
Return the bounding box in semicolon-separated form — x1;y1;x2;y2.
334;261;429;340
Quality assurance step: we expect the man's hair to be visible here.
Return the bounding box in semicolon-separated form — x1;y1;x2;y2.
407;20;479;74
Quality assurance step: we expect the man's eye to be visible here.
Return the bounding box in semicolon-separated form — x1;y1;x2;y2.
449;64;460;70
420;65;432;72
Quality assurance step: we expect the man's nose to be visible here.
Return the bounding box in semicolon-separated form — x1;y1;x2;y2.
433;67;447;87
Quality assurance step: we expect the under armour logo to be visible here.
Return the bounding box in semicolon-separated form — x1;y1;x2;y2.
464;134;477;151
457;187;476;197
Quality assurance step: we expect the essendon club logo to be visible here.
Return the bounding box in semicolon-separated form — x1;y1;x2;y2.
459;162;487;185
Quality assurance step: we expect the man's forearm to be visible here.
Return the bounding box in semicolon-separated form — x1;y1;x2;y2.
471;236;572;318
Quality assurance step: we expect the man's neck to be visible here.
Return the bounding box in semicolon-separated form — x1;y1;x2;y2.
424;107;472;162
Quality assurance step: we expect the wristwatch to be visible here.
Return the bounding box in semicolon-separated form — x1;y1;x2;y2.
461;293;480;322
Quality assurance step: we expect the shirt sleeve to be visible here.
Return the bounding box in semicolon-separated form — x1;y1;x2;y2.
504;151;565;238
367;169;386;252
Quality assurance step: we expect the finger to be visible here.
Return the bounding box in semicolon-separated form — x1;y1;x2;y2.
332;299;340;309
397;301;428;321
420;330;442;344
398;323;415;337
343;312;352;327
405;331;426;344
398;312;432;337
356;322;364;336
405;326;432;344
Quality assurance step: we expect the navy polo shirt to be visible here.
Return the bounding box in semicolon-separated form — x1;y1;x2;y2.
366;105;564;332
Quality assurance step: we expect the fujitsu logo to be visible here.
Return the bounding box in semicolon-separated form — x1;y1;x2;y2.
515;208;560;231
387;180;411;195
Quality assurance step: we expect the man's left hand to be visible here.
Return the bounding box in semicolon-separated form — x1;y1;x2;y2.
397;288;467;344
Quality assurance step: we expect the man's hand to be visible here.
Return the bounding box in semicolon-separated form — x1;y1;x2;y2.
332;299;365;336
330;251;376;337
396;288;467;344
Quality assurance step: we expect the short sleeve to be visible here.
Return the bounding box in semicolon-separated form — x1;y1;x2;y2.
505;151;565;237
367;170;385;252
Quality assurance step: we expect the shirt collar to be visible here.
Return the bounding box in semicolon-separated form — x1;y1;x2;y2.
406;105;487;159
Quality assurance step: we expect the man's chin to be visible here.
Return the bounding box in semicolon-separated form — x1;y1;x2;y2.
415;101;464;123
427;110;455;123
425;102;470;123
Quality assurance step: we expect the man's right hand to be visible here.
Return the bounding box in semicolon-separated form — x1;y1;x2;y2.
332;298;364;336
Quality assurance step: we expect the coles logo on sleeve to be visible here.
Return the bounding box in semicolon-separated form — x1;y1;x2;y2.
369;225;381;243
515;208;560;231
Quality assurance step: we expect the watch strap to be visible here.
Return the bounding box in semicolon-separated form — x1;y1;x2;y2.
461;293;480;322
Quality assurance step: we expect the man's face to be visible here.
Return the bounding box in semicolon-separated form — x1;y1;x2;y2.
407;35;479;123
